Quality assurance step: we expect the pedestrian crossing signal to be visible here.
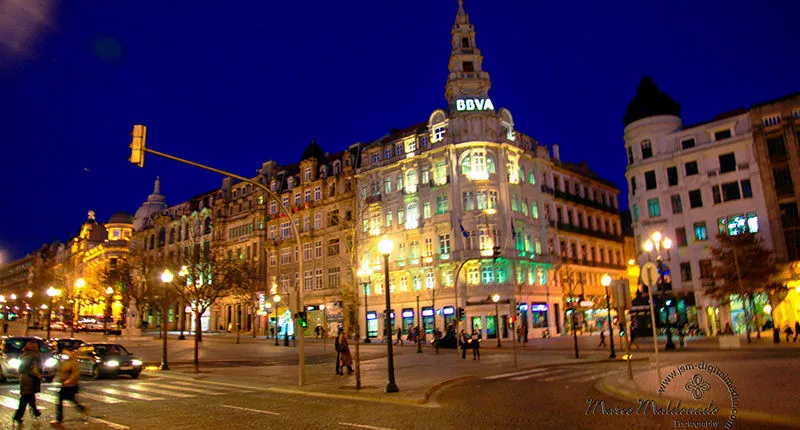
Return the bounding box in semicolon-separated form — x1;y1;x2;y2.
296;311;308;328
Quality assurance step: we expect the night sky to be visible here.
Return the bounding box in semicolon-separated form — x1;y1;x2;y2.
1;0;797;260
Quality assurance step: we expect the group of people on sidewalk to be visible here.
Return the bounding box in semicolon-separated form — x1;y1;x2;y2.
458;330;481;360
11;341;87;428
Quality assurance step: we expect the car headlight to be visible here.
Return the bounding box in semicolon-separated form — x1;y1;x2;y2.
8;358;20;370
105;360;119;368
44;357;58;368
131;359;142;366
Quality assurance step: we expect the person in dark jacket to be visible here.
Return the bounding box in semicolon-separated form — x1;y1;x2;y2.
12;341;42;426
51;349;87;424
334;326;343;375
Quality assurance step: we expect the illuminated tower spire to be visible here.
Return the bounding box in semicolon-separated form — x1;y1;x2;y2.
445;0;492;105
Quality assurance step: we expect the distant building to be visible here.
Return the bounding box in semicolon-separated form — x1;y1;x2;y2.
623;76;783;335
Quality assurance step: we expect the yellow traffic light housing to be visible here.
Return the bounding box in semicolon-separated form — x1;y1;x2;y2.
129;124;147;167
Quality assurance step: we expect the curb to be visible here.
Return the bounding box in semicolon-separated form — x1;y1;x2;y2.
598;377;800;428
422;375;475;404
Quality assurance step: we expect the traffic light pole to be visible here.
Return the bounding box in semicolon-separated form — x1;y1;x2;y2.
129;134;306;386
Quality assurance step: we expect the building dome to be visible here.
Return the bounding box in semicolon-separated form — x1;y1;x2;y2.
300;139;326;163
133;177;168;231
107;211;133;224
623;76;681;126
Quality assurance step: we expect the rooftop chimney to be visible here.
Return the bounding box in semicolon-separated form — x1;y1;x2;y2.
552;144;560;161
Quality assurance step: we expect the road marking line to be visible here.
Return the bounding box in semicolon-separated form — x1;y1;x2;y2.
575;370;620;383
510;368;574;381
111;383;195;398
86;416;130;429
221;404;279;415
144;374;271;391
339;423;397;430
140;381;225;395
483;368;550;380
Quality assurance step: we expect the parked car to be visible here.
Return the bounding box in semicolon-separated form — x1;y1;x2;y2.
48;338;86;354
0;336;57;383
74;343;142;379
50;321;68;332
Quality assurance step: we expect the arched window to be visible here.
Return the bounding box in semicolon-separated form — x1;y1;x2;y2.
461;155;472;175
204;217;212;235
177;225;182;242
333;161;341;174
169;228;176;244
406;202;419;229
149;235;155;249
158;228;166;247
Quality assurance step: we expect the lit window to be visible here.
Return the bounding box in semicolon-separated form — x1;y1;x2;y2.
433;126;446;142
693;222;708;241
647;198;660;217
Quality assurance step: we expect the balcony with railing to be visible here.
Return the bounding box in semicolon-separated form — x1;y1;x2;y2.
556;222;624;243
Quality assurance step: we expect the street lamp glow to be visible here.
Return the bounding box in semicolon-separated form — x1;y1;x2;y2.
265;302;272;309
601;273;612;287
484;208;497;215
161;269;174;283
75;278;86;288
764;304;772;314
10;294;16;301
357;266;373;279
319;304;326;311
651;231;662;245
26;291;33;299
643;240;654;252
492;294;500;303
627;259;636;266
273;295;281;303
47;287;61;297
662;237;673;250
179;265;189;277
378;236;394;256
105;286;114;295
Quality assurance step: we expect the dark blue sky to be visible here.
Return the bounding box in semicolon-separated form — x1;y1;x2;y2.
1;0;797;260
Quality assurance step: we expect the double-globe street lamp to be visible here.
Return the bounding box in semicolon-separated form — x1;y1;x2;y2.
643;231;675;350
45;287;62;339
378;237;399;393
160;269;174;370
600;274;616;359
23;291;33;336
273;295;281;346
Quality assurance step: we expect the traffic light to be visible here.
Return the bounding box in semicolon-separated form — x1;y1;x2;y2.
296;311;308;328
129;124;147;168
456;307;465;321
507;316;515;326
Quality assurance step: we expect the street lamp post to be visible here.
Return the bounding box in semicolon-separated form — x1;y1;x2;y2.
379;237;399;393
160;269;173;370
416;295;422;354
492;294;501;348
601;274;616;359
72;278;85;337
46;287;61;339
273;295;281;346
357;267;373;343
23;291;33;337
643;232;675;351
104;286;114;336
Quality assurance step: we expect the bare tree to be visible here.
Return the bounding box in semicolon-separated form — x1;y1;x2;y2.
709;232;780;343
127;247;163;329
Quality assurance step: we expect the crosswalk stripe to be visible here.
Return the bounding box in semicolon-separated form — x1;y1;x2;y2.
166;379;252;394
139;381;225;395
483;368;550;380
83;386;164;401
541;369;599;382
30;386;126;404
111;383;195;398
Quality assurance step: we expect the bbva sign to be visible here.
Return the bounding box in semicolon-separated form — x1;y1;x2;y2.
455;98;494;112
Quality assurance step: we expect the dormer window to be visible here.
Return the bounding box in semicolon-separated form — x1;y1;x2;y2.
304;168;312;181
433;126;446;143
385;147;392;159
333;161;341;174
407;140;416;153
420;135;429;148
372;152;380;163
762;114;781;128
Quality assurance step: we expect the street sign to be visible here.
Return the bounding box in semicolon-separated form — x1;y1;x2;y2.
611;279;632;310
640;262;658;289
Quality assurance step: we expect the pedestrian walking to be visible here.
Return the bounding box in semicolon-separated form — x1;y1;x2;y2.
314;325;321;339
784;324;793;343
433;328;442;354
598;329;606;347
395;327;403;346
50;349;87;425
337;330;354;374
459;330;469;359
334;327;343;375
470;331;480;360
794;321;800;342
12;341;42;427
678;326;685;349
